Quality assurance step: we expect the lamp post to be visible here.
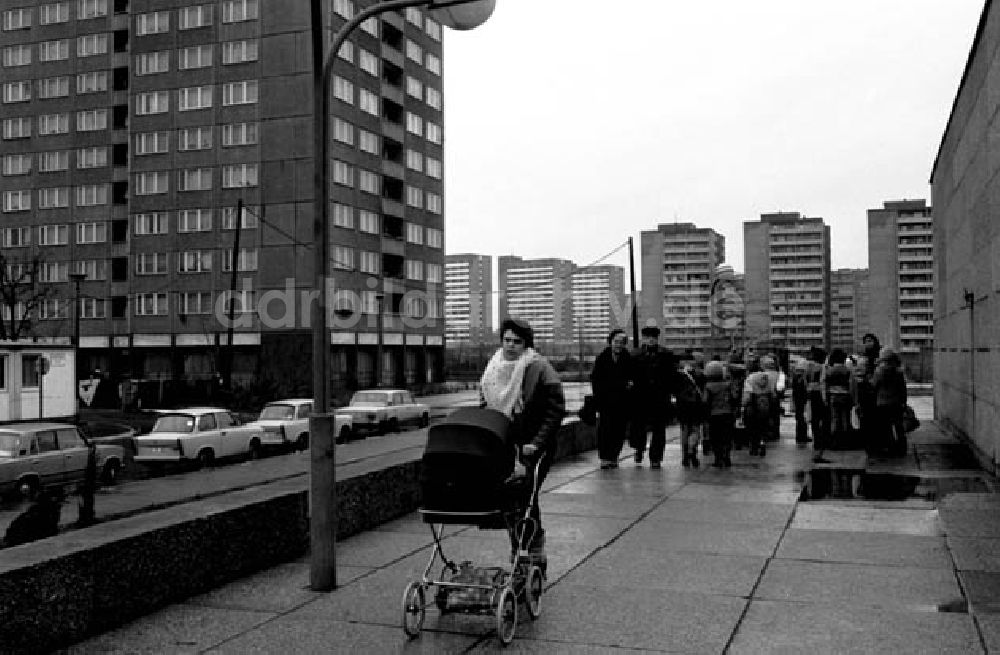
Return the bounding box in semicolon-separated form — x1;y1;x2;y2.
375;292;384;388
309;0;495;591
69;272;86;379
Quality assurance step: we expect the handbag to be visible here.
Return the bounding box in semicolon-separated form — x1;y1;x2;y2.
902;405;920;433
579;394;597;426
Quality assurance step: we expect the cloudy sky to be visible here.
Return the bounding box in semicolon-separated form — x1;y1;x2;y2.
442;1;984;278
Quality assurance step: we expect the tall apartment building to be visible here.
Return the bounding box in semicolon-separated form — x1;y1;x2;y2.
497;256;575;345
830;268;868;355
571;264;626;344
444;253;492;345
744;212;831;356
867;199;934;374
640;223;725;353
0;0;448;396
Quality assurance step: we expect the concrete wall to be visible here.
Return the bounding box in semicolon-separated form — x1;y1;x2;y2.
930;1;1000;475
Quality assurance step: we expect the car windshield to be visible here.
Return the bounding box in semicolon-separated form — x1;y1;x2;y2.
260;404;295;420
350;392;387;406
0;432;19;458
151;414;196;433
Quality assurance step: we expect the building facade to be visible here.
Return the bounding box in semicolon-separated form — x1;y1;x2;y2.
444;253;491;345
744;212;831;356
0;0;448;401
497;256;575;346
571;264;626;344
830;268;868;356
640;223;725;353
867;199;934;378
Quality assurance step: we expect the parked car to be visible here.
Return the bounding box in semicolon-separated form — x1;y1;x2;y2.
133;408;265;467
0;422;125;498
245;399;354;449
337;389;430;435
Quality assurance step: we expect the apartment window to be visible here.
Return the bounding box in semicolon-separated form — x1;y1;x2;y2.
426;156;442;179
79;298;106;319
135;292;168;315
77;33;108;57
221;206;257;229
77;147;108;169
405;259;423;281
405;39;422;64
3;191;31;212
405;7;422;25
332;246;353;270
402;296;423;319
406;76;423;100
76;221;106;244
40;3;70;25
39;39;70;62
405;186;423;208
135;131;169;155
3;154;31;176
179;85;212;111
405;222;424;244
73;259;107;281
136;11;169;35
39;298;69;319
222;0;258;23
38;187;70;210
358;170;379;195
218;289;255;314
222;80;258;106
38;224;69;245
133;212;168;235
333;118;354;145
135;51;169;75
76;108;107;131
426;122;442;144
359;49;378;76
76;184;108;207
333;77;353;104
179;4;212;29
426;263;442;283
179;292;212;315
134;171;168;195
3;9;32;31
4;81;32;103
78;0;108;19
222;39;258;64
178;44;212;69
4;117;31;139
359;88;379;116
179;168;213;192
178;208;211;232
425;53;441;75
222;163;258;188
358;130;378;155
333;160;353;187
3;44;31;67
177;126;213;151
359;251;379;274
332;203;353;229
2;226;30;246
426;227;442;248
136;90;169;115
337;40;353;63
179;250;212;273
359;210;379;234
406;112;423;135
38;151;69;172
222;122;257;147
359;17;378;37
77;71;108;94
334;0;353;19
425;87;441;110
425;17;441;41
361;290;378;314
222;248;257;272
135;253;167;275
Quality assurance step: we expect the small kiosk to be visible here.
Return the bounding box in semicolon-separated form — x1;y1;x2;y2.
0;342;77;422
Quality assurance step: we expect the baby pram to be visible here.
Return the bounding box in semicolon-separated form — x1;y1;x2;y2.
401;407;545;645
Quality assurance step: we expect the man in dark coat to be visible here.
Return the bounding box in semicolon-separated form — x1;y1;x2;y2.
590;329;632;469
629;325;676;469
856;332;881;443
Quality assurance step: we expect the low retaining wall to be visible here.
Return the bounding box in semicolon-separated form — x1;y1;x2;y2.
0;419;595;654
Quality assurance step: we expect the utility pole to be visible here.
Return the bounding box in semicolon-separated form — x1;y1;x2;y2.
628;236;639;346
224;199;243;389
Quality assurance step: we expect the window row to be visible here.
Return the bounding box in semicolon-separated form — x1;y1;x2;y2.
134;123;258;154
2;147;108;174
135;1;257;35
135;81;259;115
329;248;442;281
132;165;259;195
3;33;109;66
133;208;258;235
2;186;112;212
4;108;110;139
3;1;108;31
134;40;258;74
135;249;258;275
3;72;112;102
1;222;107;246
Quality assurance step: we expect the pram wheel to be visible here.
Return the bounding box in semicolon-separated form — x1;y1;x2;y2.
401;581;426;638
524;565;543;619
495;585;518;645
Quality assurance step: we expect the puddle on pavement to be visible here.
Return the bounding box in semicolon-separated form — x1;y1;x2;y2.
800;469;992;501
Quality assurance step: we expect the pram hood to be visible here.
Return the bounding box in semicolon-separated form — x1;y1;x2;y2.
423;406;514;461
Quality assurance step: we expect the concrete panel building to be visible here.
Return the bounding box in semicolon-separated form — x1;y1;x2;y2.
571;264;626;344
867;199;934;378
830;268;868;356
929;1;999;473
497;256;575;346
444;253;492;345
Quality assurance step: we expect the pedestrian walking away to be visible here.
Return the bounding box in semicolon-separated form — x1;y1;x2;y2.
703;360;738;468
629;325;676;469
590;329;633;469
675;362;705;468
871;345;908;456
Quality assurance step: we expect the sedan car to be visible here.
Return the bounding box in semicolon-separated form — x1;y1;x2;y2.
0;422;125;498
336;389;430;435
133;408;265;467
245;399;354;449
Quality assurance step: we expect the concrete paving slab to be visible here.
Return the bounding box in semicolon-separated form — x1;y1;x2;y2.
978;614;1000;653
947;536;1000;571
959;570;1000;614
559;546;766;597
730;599;983;654
374;512;470;536
791;503;942;536
646;498;796;527
940;493;1000;509
940;508;1000;537
62;604;277;654
551;474;686;498
513;584;745;652
776;528;953;568
537;513;635;545
754;559;964;611
537;491;664;519
670;482;802;504
428;532;598;584
335;530;436;568
615;520;784;557
468;640;664;653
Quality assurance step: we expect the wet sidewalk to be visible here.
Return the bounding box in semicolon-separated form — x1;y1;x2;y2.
65;396;999;654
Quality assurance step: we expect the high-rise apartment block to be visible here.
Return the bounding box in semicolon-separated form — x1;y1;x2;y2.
744;212;831;355
0;0;448;395
497;256;575;345
867;199;934;372
444;254;492;345
830;268;868;355
571;265;626;344
640;223;725;353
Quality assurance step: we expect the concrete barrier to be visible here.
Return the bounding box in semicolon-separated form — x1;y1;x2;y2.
0;419;595;654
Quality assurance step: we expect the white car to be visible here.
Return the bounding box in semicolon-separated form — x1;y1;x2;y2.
337;389;430;436
245;399;353;449
134;407;265;467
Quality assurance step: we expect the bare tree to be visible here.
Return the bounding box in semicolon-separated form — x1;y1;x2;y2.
0;253;53;341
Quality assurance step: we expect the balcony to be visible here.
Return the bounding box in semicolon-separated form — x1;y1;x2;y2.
381;120;404;144
381;160;404;180
381;82;404;105
381;236;405;257
380;42;405;69
381;198;404;217
382;11;404;30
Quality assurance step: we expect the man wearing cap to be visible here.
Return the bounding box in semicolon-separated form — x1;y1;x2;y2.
629;325;677;469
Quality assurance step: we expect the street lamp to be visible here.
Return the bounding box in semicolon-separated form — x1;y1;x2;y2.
309;0;495;591
374;292;384;388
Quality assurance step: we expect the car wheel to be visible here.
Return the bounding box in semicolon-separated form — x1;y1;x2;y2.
378;420;389;436
101;460;121;486
337;426;350;444
298;432;310;450
419;413;430;428
389;418;400;433
248;439;262;461
197;449;215;468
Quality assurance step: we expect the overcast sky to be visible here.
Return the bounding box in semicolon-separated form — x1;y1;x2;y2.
441;1;984;279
